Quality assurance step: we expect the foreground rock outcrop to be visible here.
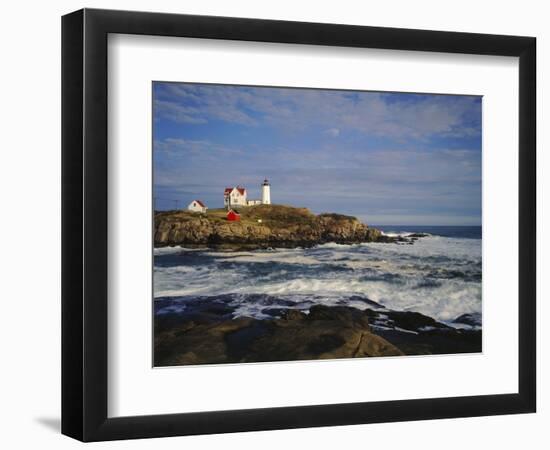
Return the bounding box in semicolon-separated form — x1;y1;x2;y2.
154;300;482;366
154;205;389;249
155;305;403;366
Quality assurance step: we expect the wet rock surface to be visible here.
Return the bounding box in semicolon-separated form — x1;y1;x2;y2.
452;312;482;327
365;308;482;356
154;298;481;366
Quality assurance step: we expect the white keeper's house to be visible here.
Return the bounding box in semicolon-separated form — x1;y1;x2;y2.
224;179;271;209
187;199;207;213
224;186;248;207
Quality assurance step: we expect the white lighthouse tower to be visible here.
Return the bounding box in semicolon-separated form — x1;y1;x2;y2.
261;178;271;205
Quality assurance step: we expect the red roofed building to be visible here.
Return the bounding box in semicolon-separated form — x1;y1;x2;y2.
224;186;247;207
227;209;241;221
187;199;207;213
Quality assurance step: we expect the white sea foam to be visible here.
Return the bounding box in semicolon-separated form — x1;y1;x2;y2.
204;250;321;266
381;231;414;238
154;235;482;323
153;246;207;256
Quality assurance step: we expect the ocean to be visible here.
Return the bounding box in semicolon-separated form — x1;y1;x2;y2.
373;225;481;240
154;226;482;327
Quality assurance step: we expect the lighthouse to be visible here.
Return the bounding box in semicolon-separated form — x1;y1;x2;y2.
261;178;271;205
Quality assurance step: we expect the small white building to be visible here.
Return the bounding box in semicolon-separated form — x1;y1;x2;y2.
187;199;207;213
224;186;248;208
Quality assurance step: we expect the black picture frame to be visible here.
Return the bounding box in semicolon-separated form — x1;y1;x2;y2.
62;8;536;442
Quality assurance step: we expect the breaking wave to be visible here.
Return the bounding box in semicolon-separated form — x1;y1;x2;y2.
154;233;481;325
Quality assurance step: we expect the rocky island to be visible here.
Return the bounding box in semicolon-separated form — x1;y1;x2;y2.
154;204;411;250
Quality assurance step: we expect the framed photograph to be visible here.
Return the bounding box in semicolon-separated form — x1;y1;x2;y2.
62;8;536;441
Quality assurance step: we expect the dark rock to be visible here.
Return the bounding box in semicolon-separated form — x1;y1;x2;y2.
364;308;481;355
153;299;482;366
382;310;448;332
452;313;482;327
280;309;306;320
261;308;288;318
376;328;482;356
154;305;403;366
308;305;371;330
348;295;386;309
306;334;347;354
365;308;451;333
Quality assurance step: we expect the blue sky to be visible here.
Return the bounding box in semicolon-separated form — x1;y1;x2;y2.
153;82;481;225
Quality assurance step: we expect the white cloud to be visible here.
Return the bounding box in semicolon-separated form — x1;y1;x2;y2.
154;91;257;126
154;138;244;157
324;128;340;137
154;83;481;141
153;100;207;125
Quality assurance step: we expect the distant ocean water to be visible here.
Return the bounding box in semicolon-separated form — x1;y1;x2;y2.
154;226;482;327
373;225;482;239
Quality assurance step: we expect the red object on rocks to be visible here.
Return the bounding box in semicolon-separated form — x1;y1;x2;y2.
227;209;240;221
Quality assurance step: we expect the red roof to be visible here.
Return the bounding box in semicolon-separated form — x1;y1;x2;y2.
193;200;206;207
224;187;246;196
